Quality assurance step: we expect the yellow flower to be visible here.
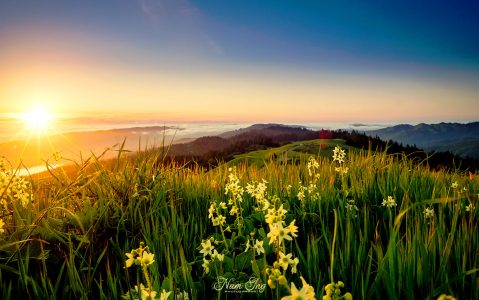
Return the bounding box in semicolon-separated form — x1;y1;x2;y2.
125;252;137;268
202;258;210;274
288;220;298;237
291;257;299;273
451;181;458;189
0;218;5;234
332;145;346;164
299;277;315;298
212;215;226;226
140;251;155;266
465;203;475;212
267;223;292;245
423;207;434;219
343;293;353;300
211;249;224;262
159;289;171;300
381;196;397;208
134;284;157;300
208;204;216;219
278;252;294;271
281;277;315;300
200;240;215;257
437;294;457;300
230;205;238;216
253;239;265;255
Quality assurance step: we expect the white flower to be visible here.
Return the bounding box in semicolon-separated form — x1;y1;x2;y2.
465;203;474;212
382;196;397;208
253;239;265;255
200;240;214;257
160;289;171;300
423;207;434;219
332;145;346;164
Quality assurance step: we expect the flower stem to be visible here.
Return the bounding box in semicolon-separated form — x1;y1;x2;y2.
330;209;338;283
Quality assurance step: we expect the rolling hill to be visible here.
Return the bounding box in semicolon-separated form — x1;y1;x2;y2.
367;122;479;159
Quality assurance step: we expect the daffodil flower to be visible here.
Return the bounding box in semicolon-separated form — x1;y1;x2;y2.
200;240;214;257
125;252;136;268
253;239;265;255
140;251;155;266
281;276;315;300
159;289;171;300
278;252;294;271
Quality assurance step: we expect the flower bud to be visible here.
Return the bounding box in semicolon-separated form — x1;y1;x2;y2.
343;292;353;300
278;276;288;286
267;279;276;289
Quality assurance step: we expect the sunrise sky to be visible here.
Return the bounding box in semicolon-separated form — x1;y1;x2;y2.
1;0;479;123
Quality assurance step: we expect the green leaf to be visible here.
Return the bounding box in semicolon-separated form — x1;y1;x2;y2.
251;259;261;278
223;256;234;273
235;251;253;272
258;228;266;239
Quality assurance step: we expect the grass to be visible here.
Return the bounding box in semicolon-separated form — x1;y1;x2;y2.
0;140;478;299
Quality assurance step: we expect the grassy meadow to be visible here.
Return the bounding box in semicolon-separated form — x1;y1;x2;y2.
0;140;478;299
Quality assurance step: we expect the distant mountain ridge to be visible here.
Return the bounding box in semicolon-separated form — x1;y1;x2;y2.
167;124;317;157
160;123;479;171
218;123;305;138
368;122;479;159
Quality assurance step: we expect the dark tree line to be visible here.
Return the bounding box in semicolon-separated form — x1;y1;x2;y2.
328;129;479;172
157;127;479;172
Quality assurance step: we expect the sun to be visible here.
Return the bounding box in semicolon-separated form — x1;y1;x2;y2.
21;106;54;133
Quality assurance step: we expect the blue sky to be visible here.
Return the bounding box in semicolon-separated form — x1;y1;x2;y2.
0;0;478;122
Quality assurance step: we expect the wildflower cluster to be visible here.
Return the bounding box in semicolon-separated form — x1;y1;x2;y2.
207;202;227;226
332;146;348;175
199;237;224;274
297;157;322;202
307;156;320;177
322;281;352;300
0;157;32;237
247;181;302;290
264;199;300;289
345;199;359;218
246;179;269;211
198;168;307;298
224;167;244;223
124;242;173;300
381;196;397;209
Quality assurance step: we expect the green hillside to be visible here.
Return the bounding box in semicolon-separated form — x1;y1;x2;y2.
227;139;351;167
0;144;478;300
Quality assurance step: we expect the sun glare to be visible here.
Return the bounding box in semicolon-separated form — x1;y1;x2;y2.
21;107;54;133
